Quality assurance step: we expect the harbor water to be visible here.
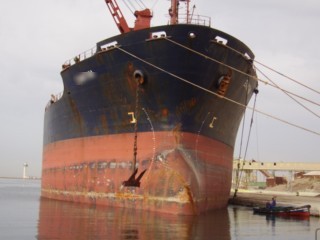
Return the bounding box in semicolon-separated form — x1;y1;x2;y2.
0;178;319;240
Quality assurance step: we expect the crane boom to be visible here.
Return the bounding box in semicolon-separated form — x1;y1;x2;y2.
105;0;130;34
105;0;152;34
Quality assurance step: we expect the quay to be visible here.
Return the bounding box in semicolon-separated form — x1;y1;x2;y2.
232;160;320;171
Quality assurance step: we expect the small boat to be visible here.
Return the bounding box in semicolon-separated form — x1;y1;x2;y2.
253;205;311;217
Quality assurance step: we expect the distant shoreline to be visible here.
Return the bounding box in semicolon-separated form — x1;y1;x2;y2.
0;177;41;180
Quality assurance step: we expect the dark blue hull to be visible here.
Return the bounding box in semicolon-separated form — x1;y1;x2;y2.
44;24;257;147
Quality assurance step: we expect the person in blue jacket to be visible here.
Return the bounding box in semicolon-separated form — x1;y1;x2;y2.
270;197;276;208
266;196;276;209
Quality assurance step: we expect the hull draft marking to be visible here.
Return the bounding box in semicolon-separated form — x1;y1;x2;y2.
128;112;136;123
209;116;218;128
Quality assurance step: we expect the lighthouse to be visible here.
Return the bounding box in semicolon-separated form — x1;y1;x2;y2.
23;163;28;179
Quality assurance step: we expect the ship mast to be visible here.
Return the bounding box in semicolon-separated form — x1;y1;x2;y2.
169;0;191;25
169;0;178;24
185;0;190;24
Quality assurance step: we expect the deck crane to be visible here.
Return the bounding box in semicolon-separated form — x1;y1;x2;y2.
104;0;153;34
104;0;193;33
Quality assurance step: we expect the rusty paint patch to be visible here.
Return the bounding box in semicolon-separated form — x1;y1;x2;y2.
176;97;197;116
217;69;232;97
172;123;182;146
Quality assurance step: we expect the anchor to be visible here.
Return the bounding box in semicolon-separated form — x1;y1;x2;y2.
122;168;147;187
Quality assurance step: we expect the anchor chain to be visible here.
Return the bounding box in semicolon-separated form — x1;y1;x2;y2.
132;78;141;173
121;72;147;188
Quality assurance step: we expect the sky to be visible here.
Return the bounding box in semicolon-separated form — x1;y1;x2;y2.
0;0;319;178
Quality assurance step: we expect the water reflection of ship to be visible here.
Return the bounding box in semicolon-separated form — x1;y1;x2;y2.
37;198;231;240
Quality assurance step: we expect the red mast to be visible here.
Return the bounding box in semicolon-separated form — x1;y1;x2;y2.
169;0;191;25
169;0;178;25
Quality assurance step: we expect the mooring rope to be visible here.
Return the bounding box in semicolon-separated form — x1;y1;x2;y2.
234;90;259;198
164;38;320;108
210;39;320;96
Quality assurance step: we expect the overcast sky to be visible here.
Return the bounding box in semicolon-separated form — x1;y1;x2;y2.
0;0;319;178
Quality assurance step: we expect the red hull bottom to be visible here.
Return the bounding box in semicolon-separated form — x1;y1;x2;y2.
42;132;233;215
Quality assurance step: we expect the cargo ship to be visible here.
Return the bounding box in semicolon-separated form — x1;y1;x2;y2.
41;0;258;215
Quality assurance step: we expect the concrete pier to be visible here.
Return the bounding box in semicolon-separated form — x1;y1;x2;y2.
233;160;320;171
229;189;320;217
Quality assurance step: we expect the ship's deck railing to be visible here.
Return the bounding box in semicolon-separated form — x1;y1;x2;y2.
45;91;63;110
62;46;97;70
61;14;210;70
177;14;211;27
